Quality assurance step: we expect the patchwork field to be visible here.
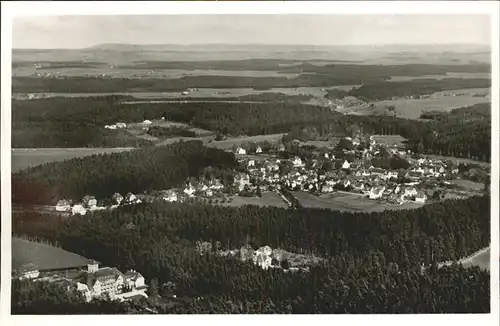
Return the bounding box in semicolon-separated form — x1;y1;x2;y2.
293;191;422;212
12;147;134;172
12;237;94;271
388;72;491;82
219;191;288;208
338;88;491;119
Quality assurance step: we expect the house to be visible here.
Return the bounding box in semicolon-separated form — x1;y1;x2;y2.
142;120;153;126
235;147;247;155
205;189;213;197
209;179;224;190
124;193;142;204
183;184;196;197
278;144;286;152
415;192;427;204
123;270;147;291
15;263;40;280
255;146;263;154
369;186;386;199
112;193;124;205
82;195;97;208
56;199;71;212
72;204;87;216
253;246;273;270
116;122;127;129
76;262;125;302
247;160;255;168
321;185;334;193
292;157;304;167
163;190;178;202
404;187;418;198
342;160;350;169
105;125;117;130
324;153;330;159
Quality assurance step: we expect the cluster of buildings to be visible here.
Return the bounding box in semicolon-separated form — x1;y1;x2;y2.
56;192;142;216
14;261;148;302
229;135;470;206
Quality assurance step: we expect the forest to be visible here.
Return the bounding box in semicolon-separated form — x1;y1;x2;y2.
12;195;490;313
12;95;491;162
12;141;238;205
348;78;490;101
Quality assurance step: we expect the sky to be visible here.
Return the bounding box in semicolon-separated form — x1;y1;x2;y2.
12;15;491;49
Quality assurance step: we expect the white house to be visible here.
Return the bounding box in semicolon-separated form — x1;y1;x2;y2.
321;185;334;193
112;193;124;205
404;187;418;198
369;186;386;200
163;190;178;202
142;120;153;126
255;146;263;154
235;147;247;155
15;263;40;280
56;199;71;212
342;160;351;169
247;160;255;168
183;184;196;197
105;125;117;130
124;193;142;204
116;122;127;129
72;204;87;216
415;192;427;204
253;246;273;270
292;157;304;167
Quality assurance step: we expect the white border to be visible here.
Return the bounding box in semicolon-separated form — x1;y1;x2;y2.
1;2;499;326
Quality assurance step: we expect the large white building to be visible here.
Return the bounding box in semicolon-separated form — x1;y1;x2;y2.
76;262;147;302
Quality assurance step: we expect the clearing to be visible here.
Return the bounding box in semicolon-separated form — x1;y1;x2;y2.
371;135;408;147
293;191;422;212
12;237;94;271
205;133;286;150
12;147;134;173
338;88;491;119
218;191;288;208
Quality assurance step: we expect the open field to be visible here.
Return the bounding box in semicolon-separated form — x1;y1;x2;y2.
461;247;490;270
371;135;408;147
12;237;94;271
424;154;490;167
293;191;422;212
450;179;485;191
12;147;134;172
388;72;491;82
13;86;339;100
219;191;288;208
338;87;491;119
13;67;299;79
205;133;286;150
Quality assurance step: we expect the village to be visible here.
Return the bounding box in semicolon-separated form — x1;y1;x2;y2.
54;133;488;216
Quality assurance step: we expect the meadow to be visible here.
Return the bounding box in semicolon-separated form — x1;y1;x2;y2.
12;147;134;172
12;237;93;271
219;191;288;209
293;191;422;212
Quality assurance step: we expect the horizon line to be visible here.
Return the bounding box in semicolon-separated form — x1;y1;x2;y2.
12;42;492;51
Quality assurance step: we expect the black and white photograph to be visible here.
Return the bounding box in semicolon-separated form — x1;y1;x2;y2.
1;1;499;323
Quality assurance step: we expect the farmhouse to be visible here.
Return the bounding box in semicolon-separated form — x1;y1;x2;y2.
14;263;40;280
56;199;71;212
415;191;427;203
71;204;87;216
256;146;263;154
112;193;124;205
235;147;247;155
163;190;178;202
